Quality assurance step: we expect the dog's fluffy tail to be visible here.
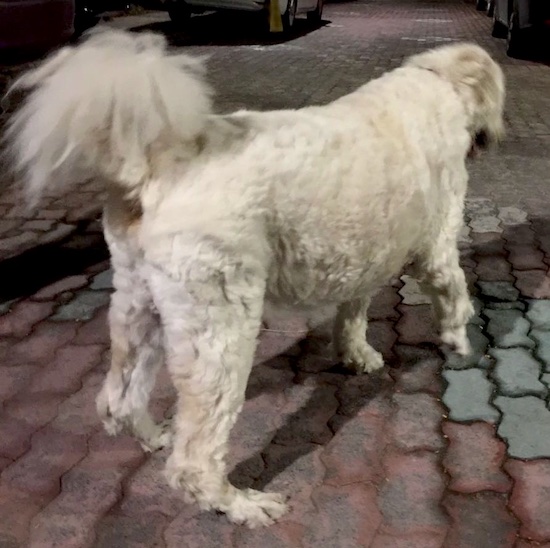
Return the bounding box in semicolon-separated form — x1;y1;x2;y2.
5;29;212;204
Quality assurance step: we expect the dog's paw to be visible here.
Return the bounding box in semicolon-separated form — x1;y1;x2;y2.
341;343;385;375
96;390;123;436
140;419;173;452
101;417;123;437
441;326;471;356
226;489;288;528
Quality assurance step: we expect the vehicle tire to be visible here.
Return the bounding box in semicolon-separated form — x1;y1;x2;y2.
475;0;487;11
491;10;507;38
506;7;529;57
282;0;297;32
307;0;323;23
167;0;191;24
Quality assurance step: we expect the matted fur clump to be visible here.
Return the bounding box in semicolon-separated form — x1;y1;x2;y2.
6;29;504;527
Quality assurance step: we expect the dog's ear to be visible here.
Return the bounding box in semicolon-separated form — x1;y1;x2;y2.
407;44;505;143
449;46;505;142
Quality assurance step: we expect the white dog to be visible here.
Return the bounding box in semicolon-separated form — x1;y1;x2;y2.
6;30;504;527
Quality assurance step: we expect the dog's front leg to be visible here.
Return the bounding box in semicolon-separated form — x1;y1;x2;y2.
416;248;474;355
333;297;384;374
415;204;474;355
148;265;288;528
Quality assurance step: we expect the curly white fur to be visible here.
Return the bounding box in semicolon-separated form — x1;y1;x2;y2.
6;30;505;527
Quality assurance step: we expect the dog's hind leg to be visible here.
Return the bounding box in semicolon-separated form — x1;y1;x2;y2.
333;297;384;374
414;207;474;355
96;233;170;452
148;262;288;528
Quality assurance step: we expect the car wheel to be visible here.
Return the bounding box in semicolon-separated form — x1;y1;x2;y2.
307;0;323;23
282;0;297;32
475;0;487;11
506;7;529;57
491;10;507;38
168;0;191;25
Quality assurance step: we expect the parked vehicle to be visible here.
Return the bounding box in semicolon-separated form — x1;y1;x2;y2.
491;0;550;57
0;0;75;59
475;0;488;12
0;0;133;60
74;0;130;34
165;0;323;32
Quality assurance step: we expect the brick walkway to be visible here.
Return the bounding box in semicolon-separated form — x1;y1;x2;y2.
2;0;550;546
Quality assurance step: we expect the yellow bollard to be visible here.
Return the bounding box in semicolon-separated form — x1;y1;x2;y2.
269;0;283;32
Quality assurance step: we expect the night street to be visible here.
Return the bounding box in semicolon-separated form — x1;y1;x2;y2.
1;0;550;546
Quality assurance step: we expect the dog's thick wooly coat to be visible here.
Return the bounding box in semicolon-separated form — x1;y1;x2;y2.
6;30;505;527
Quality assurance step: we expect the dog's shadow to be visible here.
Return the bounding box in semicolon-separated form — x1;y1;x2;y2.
227;318;397;491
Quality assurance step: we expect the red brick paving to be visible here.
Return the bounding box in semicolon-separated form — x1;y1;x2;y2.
514;270;550;299
378;452;448;537
506;460;550;543
0;301;55;338
395;304;440;347
505;244;547;272
443;422;511;494
391;346;444;395
390;393;446;452
443;492;518;548
4;266;550;545
475;255;514;282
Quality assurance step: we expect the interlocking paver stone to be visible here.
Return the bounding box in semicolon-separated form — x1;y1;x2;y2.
486;309;534;349
498;207;528;226
392;345;444;395
0;299;16;316
51;290;111;321
398;275;431;305
444;323;491;370
32;275;89;301
442;369;499;422
466;198;497;217
371;532;446;548
322;413;385;486
443;421;510;494
491;348;546;397
390;393;445;452
528;330;550;373
304;483;382;547
470;296;484;326
163;510;233;548
485;300;525;311
478;281;520;303
475;255;514;282
507;244;546;271
526;300;550;330
469;215;501;233
443;492;518;548
378;452;448;536
515;270;550;299
506;459;550;542
495;396;550;459
458;225;472;245
502;224;536;246
90;270;114;291
94;513;169;548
